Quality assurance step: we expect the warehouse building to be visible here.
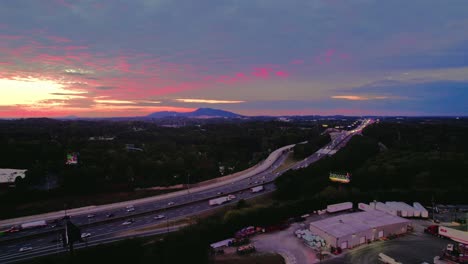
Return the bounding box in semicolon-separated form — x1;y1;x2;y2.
309;210;410;249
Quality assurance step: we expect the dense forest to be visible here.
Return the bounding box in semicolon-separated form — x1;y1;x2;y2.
0;119;325;192
0;118;331;218
275;120;468;204
22;118;468;264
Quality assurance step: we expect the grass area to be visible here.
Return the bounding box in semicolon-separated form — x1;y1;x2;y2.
214;253;285;264
272;152;298;173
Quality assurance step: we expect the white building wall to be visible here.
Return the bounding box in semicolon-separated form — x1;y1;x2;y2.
310;219;409;249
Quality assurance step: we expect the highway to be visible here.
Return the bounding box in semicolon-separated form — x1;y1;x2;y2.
0;119;372;263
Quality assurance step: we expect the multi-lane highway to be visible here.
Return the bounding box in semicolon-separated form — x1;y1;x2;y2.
0;119;372;263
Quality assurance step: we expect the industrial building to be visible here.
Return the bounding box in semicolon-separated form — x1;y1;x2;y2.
309;210;410;249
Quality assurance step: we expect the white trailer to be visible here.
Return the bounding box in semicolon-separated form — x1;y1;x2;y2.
385;202;408;217
209;195;236;206
326;202;353;213
210;238;234;249
20;220;47;229
251;185;264;193
370;202;398;216
358;203;375;211
438;226;468;244
413;202;429;218
397;202;420;217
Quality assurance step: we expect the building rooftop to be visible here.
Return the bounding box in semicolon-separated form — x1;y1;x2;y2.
310;210;410;238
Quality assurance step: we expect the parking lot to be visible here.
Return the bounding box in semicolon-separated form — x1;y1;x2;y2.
251;210;462;264
252;222;318;264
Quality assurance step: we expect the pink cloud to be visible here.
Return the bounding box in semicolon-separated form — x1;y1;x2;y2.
252;68;270;78
275;71;289;78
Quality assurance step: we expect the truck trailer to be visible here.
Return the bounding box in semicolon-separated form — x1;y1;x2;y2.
7;220;48;232
425;225;468;244
326;202;353;213
385;202;409;217
358;203;375;212
413;202;429;218
370;202;398;216
209;195;236;206
251;186;264;193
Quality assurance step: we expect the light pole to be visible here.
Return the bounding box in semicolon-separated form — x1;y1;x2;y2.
186;173;191;195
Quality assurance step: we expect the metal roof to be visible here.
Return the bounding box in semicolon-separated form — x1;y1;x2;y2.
309;210;410;238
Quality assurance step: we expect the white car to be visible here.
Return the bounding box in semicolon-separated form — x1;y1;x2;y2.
122;220;134;225
154;215;165;220
81;233;91;239
87;214;95;218
126;207;135;212
19;247;32;252
167;202;175;206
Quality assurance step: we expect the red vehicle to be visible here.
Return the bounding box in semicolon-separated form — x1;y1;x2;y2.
263;223;289;233
235;226;261;238
425;225;441;236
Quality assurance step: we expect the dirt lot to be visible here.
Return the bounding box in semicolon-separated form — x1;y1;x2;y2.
252;222;318;264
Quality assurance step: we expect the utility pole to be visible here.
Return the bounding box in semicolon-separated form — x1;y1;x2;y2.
186;173;191;195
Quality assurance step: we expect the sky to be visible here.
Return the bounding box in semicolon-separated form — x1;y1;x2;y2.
1;0;468;117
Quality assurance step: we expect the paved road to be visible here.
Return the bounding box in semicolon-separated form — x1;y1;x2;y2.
0;119;372;263
323;228;447;264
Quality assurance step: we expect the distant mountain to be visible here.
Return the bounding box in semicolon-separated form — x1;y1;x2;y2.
146;111;182;118
146;108;242;119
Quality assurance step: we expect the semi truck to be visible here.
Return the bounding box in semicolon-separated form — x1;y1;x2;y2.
209;195;236;206
326;202;353;213
7;220;47;232
251;185;264;193
425;225;468;244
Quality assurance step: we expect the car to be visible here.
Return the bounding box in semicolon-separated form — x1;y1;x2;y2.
126;207;135;212
87;214;95;218
217;192;224;195
167;202;175;206
19;247;32;252
122;219;134;225
7;227;20;233
81;233;91;239
154;215;165;220
106;213;115;218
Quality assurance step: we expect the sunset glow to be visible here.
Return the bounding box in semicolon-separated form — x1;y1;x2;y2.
0;1;467;117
